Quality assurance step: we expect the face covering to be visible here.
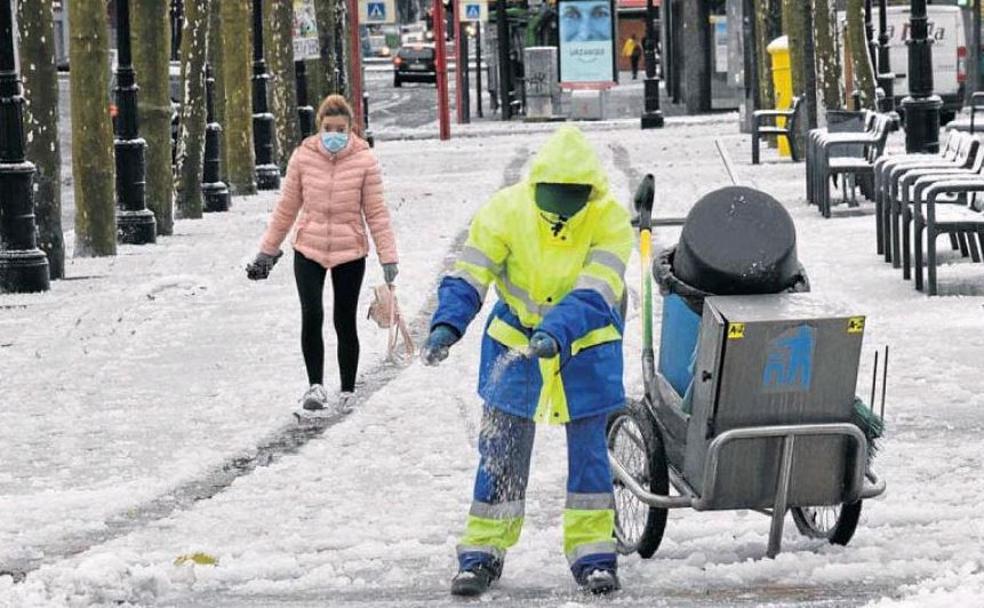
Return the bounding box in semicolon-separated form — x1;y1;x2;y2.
321;131;349;154
535;182;592;218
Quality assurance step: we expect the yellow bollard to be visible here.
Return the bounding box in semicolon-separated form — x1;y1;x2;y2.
767;36;793;157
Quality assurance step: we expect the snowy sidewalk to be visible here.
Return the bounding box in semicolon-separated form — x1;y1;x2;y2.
3;121;984;606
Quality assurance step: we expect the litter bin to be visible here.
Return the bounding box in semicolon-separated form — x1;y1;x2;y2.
654;186;810;401
767;36;793;157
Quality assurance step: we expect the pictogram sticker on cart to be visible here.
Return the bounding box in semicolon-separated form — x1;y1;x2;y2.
847;316;866;334
727;323;745;340
762;325;816;392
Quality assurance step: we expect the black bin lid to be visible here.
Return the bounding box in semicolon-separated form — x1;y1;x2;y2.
673;186;800;296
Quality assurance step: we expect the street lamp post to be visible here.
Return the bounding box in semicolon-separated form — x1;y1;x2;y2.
114;0;157;245
641;0;663;129
0;0;49;292
251;0;281;190
901;0;941;153
877;0;895;113
202;64;231;212
864;0;878;75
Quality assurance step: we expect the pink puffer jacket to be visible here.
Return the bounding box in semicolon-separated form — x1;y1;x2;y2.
259;134;398;268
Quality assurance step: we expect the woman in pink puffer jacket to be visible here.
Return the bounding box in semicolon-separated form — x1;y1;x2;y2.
247;95;399;417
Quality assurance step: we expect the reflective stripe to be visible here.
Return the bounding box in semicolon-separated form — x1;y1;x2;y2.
574;275;619;309
459;246;503;275
487;317;530;350
456;545;506;561
570;325;621;357
586;249;626;278
565;492;615;511
497;274;554;321
470;500;526;520
566;540;617;565
449;268;489;300
460;514;524;552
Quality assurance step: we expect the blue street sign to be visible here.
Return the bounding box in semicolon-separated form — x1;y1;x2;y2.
465;3;481;19
367;2;386;20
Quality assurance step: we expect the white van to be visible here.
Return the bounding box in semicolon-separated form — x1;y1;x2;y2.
839;5;966;122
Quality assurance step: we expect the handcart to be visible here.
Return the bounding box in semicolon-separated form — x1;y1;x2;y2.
607;176;887;559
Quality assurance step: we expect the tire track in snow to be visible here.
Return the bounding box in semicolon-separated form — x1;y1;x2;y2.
0;145;533;583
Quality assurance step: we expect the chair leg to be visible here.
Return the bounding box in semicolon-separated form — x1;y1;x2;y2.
875;190;884;255
752;130;760;165
949;233;960;252
967;231;981;263
902;206;912;280
915;219;925;292
788;134;799;162
892;198;903;269
958;233;970;258
928;229;939;296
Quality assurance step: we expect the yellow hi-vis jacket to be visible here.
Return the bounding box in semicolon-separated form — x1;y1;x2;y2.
431;126;634;423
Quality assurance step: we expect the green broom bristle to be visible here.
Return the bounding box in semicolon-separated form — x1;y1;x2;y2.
852;397;885;464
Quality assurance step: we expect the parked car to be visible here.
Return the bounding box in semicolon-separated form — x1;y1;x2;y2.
393;45;437;87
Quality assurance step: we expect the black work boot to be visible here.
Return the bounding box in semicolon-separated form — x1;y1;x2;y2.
450;562;501;597
581;569;621;595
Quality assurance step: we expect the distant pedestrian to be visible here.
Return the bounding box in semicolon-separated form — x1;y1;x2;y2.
247;95;399;417
623;34;643;80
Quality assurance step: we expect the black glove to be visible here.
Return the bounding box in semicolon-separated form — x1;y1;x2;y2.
246;250;283;280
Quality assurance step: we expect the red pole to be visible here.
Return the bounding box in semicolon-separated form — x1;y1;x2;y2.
433;0;451;139
346;0;365;134
453;1;464;123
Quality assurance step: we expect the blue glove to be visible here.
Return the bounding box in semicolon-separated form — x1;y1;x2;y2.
421;324;460;366
383;263;399;284
529;331;559;358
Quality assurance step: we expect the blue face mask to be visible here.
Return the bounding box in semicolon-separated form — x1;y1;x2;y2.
321;131;349;154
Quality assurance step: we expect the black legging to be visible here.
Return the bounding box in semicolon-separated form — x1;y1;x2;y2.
294;251;366;392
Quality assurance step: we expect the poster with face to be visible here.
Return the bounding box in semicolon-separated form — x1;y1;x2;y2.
558;0;615;85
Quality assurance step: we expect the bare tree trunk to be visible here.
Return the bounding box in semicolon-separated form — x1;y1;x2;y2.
132;0;174;235
846;0;876;109
265;0;302;171
782;0;804;100
175;0;210;218
813;0;843;112
207;0;228;179
220;0;257;194
313;0;340;97
17;0;64;278
754;0;776;110
681;0;710;113
69;0;117;256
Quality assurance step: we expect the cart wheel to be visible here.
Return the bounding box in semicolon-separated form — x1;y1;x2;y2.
606;399;669;559
790;501;863;546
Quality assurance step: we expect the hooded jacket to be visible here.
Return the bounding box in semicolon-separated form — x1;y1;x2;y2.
259;134;398;269
431;126;634;423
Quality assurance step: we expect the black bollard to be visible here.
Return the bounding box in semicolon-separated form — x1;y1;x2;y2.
295;60;316;138
640;0;663;129
901;0;941;153
114;0;157;244
0;0;49;293
202;64;231;212
251;0;281;190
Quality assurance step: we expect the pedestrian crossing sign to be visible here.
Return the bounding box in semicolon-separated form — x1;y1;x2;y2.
360;0;395;23
367;2;385;20
459;0;487;21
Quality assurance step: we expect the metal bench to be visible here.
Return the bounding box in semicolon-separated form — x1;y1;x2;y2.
752;96;803;165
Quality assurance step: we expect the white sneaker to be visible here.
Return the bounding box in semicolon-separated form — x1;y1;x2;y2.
300;384;329;412
336;391;356;415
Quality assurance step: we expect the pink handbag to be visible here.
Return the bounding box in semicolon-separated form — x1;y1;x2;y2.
367;284;415;363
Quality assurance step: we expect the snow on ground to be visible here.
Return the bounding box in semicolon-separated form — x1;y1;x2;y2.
2;119;983;607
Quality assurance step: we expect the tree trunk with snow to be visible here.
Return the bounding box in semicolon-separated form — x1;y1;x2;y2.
16;0;64;278
68;0;117;257
175;0;210;218
207;0;228;178
313;0;343;97
846;0;876;110
681;0;710;113
220;0;257;195
132;0;174;235
265;0;302;171
813;0;843;113
754;0;776;111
